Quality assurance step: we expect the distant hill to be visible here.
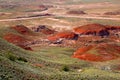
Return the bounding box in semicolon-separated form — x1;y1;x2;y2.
0;0;119;5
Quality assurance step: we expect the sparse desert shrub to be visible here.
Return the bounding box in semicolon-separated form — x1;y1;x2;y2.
0;58;2;61
62;65;70;72
6;52;17;61
17;57;28;62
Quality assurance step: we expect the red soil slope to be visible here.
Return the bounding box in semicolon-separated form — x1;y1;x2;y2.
48;32;77;41
73;24;106;34
72;44;120;62
11;25;32;35
3;33;32;51
73;23;120;35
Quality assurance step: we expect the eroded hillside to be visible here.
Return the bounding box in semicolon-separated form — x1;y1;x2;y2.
0;0;120;80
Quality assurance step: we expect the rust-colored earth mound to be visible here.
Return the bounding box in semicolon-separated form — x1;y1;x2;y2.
11;25;32;35
48;32;78;41
73;23;120;35
3;33;32;51
72;44;120;62
73;24;106;34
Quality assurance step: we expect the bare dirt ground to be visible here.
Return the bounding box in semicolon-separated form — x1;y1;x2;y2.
0;2;120;22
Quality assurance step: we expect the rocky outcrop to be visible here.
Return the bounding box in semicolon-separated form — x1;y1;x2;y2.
72;44;120;61
32;25;55;35
98;30;109;37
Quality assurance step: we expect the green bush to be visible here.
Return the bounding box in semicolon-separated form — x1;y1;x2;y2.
17;57;28;62
6;52;17;61
62;65;70;72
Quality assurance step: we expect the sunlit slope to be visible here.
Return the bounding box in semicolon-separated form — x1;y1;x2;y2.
0;25;120;79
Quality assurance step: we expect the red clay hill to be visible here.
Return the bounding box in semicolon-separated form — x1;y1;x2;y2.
11;25;33;35
74;24;106;34
47;32;78;41
73;23;120;37
3;33;32;51
72;44;120;62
